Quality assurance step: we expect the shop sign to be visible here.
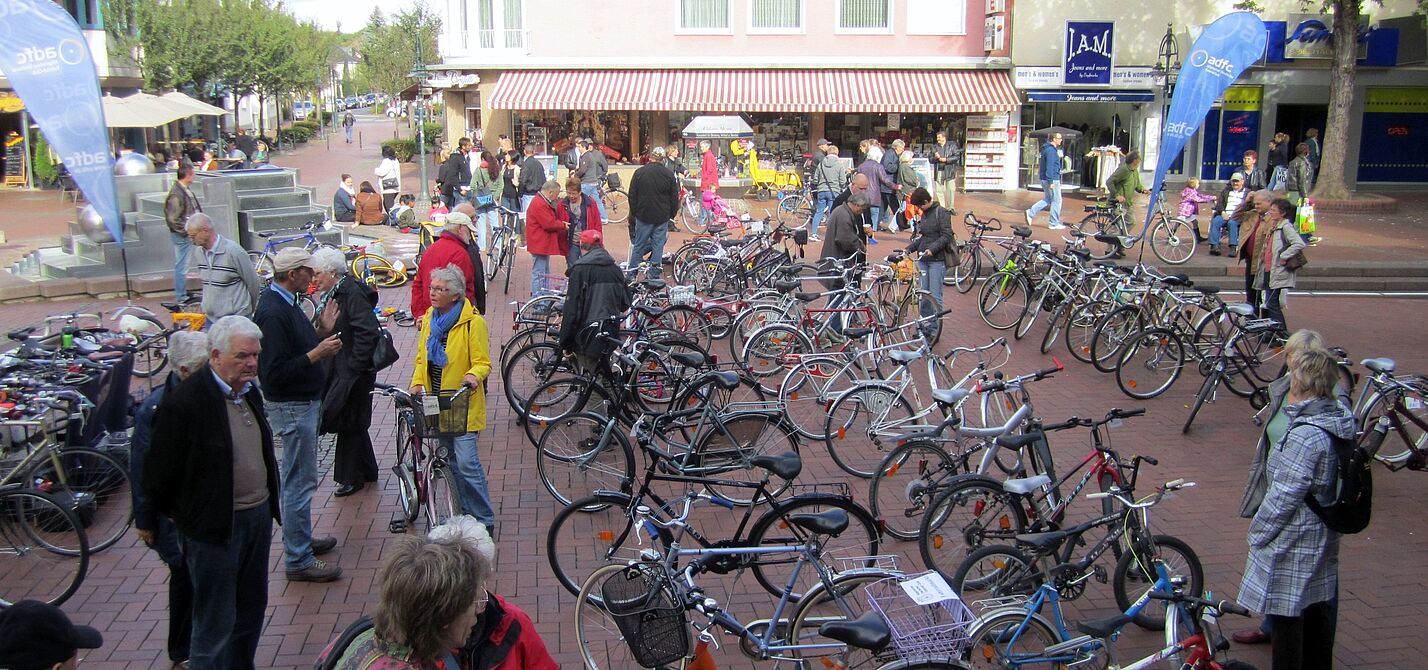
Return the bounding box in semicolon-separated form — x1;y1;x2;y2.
1013;66;1154;90
1064;21;1115;86
1025;89;1155;103
887;113;901;130
0;92;24;113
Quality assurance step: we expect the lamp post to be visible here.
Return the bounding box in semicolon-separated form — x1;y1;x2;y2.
409;41;431;216
1151;24;1181;170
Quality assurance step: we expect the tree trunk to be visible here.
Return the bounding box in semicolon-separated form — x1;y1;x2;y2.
1313;0;1360;200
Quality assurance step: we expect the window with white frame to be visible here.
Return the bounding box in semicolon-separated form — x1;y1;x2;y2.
473;0;526;49
838;0;890;32
906;0;966;35
750;0;802;32
679;0;731;32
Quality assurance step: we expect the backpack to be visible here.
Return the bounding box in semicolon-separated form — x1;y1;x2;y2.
1295;423;1373;534
314;615;373;670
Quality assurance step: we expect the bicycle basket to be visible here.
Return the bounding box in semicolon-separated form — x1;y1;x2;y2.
600;563;690;668
412;389;471;438
533;272;568;296
865;571;977;659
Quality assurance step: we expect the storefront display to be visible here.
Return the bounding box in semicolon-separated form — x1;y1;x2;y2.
824;112;968;161
964;114;1016;191
511;109;633;161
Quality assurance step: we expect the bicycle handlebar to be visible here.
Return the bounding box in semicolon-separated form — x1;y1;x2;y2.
975;357;1062;394
1148;591;1251;617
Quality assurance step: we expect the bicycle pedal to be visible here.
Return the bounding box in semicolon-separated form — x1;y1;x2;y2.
1094;564;1108;584
388;515;408;534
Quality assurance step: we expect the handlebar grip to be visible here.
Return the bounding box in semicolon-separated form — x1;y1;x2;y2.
1114;407;1147;418
1218;600;1251;616
1140;455;1159;466
1086;492;1110;500
1164;478;1185;489
708;496;736;510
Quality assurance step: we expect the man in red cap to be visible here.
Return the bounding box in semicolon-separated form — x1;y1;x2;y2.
558;229;630;371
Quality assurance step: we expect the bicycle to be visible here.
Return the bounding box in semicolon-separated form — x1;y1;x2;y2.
599;173;631;224
483;204;521;293
1182;305;1283;433
345;242;408;288
1350;357;1428;471
371;383;475;532
1073;188;1198;265
949;212;1015;293
111;301;206;379
248;217;339;284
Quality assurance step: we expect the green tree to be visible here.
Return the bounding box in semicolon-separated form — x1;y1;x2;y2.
356;2;442;101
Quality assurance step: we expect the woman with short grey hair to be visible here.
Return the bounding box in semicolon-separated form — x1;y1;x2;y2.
311;247;347;277
311;246;382;497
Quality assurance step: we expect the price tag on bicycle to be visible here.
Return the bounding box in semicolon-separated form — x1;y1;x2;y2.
1407;397;1423;411
422;394;441;417
898;571;957;605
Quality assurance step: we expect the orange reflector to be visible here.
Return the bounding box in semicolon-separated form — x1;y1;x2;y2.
837;426;847;440
780;521;789;529
982;645;994;661
530;405;540;413
932;535;944;549
993;558;1006;570
999;516;1011;530
598;531;614;542
790;392;800;400
887;463;900;476
821;659;835;668
1128;380;1138;389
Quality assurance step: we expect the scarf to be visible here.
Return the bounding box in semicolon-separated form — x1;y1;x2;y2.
426;298;464;369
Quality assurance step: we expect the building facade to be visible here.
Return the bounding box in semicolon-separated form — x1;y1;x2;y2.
435;0;1023;189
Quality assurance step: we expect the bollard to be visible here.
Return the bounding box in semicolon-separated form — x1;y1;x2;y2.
359;132;363;149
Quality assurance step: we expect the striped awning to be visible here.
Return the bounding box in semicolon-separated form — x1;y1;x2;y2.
488;69;1020;114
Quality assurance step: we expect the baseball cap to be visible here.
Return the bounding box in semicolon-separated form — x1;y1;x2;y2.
816;138;830;146
444;211;475;232
579;229;603;246
0;600;103;670
1230;172;1245;182
272;247;320;273
650;146;667;158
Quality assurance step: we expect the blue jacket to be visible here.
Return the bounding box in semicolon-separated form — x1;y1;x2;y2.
130;374;183;566
1039;142;1062;183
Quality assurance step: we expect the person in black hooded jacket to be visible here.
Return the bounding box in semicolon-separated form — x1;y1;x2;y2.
558;230;631;368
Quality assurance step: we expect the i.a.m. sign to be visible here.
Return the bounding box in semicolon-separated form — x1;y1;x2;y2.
1065;21;1114;86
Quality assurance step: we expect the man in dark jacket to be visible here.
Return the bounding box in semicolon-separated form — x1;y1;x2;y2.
832;172;875;248
878;140;901;229
518;142;547;214
439;138;473;209
164;164;203;303
252;248;343;584
559;230;631;371
143;316;281;669
626;153;679;279
573;138;610;222
904;188;953;338
820;193;869;283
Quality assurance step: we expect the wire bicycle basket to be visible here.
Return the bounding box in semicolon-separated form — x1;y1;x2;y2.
600;562;690;668
865;571;977;659
533;272;568;296
412;389;471;438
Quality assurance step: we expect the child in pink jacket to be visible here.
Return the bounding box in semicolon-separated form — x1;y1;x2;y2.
1178;177;1218;243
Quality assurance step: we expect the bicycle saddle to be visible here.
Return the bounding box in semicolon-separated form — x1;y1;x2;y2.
819;611;891;653
794;292;821;302
718;239;743;248
672;351;708;368
1013;225;1034;238
6;327;35;342
786;509;849;536
751;450;802;480
640;279;668;291
1093;233;1132;246
159;301;183;312
1068;248;1091;261
1160;273;1191;286
995;432;1042;450
783;263;813;274
1362;357;1396;374
552;301;566;312
933;388;971;406
1226;303;1256;317
773;279;802;292
707;370;741;390
256;231;274;238
1076;612;1135;640
634;305;664;319
1194;285;1220;295
843;327;874;338
707;223;728;234
1092;261;1118;270
1002;474;1052;496
1013;525;1069;551
887;349;924;365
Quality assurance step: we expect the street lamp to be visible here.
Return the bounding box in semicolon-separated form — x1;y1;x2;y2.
1152;24;1181;107
409;42;431;216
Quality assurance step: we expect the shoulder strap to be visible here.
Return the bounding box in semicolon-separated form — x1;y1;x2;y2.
315;615;374;670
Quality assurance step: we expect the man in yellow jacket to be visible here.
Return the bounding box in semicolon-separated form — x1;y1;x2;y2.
411;264;494;531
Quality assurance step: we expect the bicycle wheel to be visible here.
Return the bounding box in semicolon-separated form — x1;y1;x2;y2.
486;230;508;280
778;358;860;440
950;543;1038;599
680;194;707;233
393;411;421;523
604;190;631;223
1357;389;1427;464
1039;298;1073;355
0;488;89;607
1182;370;1220;434
537;412;636;507
24;447;132;553
1075;212;1120;261
727;303;788;361
1113;534;1204;631
1089;305;1141;373
1065;300;1112;365
249;251;275;285
702;304;734;339
963;608;1066;670
547;492;657;597
1013;284;1049;340
869;440;963;541
777;193;813;230
653;305;713;352
1150;216;1197;265
1115;327;1187;399
950;242;980;293
978;272;1029;331
501;342;574;413
119;315;169;378
748;494;882;601
687;413;798;505
822;385;919;479
788;570;902;670
574;563;679;670
349;253;389;285
425;463;461;529
918;478;1028;581
740;323;815;381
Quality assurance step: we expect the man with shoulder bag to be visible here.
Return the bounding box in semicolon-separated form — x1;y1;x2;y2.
903;188;952;339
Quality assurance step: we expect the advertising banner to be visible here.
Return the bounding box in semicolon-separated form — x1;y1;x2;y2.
0;0;122;245
1145;12;1267;232
1064;21;1114;86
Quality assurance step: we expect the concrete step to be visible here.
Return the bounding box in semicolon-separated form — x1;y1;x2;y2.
41;254;117;279
240;206;328;234
237;190;312;210
226;170;299;192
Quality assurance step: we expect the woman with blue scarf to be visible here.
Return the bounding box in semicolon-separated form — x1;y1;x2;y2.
411;264;496;530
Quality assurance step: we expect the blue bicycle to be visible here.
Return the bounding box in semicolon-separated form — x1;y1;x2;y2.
247;217;338;285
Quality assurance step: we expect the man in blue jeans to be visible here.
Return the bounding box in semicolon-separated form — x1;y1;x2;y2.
808;142;846;241
627;148;680;279
1025;132;1065;230
252;248;344;583
163;164;202;302
573;138;609;223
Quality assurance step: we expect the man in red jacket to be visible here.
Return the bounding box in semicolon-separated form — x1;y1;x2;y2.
410;210;487;317
698;140;718;229
524;180;568;296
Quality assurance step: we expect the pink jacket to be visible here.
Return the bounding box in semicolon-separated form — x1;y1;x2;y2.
1178;186;1217;218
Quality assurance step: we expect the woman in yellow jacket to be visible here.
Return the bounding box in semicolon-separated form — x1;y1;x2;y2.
410;264;495;530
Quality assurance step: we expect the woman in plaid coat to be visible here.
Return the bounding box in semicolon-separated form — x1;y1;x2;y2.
1237;348;1355;670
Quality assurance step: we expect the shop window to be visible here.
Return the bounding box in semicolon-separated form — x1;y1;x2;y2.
837;0;890;33
63;0;102;28
750;0;801;33
678;0;731;33
906;0;965;35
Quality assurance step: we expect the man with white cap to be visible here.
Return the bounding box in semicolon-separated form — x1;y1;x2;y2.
1209;172;1250;256
411;209;486;318
252;247;344;583
0;600;104;670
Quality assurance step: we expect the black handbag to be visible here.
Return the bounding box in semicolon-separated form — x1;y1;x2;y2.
373;326;400;371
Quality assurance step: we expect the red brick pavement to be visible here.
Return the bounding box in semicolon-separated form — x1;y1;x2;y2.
2;118;1427;668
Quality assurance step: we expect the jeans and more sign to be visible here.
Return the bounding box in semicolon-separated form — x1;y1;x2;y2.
1064;21;1115;86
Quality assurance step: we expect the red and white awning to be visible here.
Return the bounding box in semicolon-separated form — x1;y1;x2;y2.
488;69;1020;114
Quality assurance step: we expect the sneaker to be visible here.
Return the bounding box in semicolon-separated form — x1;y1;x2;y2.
311;536;338;556
287;559;342;583
808;234;822;242
1209;246;1221;256
1048;223;1067;230
1023;210;1033;226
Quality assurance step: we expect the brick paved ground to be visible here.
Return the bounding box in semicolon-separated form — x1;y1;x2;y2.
2;115;1426;668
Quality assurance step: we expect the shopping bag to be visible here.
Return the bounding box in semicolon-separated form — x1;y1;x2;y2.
1296;200;1316;235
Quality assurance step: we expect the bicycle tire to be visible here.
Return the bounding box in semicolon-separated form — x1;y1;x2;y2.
787;570;903;669
702;304;734;339
777;358;861;441
680;194;707;233
950;543;1038;598
500;341;575;414
520;376;610;446
573;563;676;670
603;189;630;224
963;607;1066;670
740;323;815;382
1013;283;1049;340
1115;327;1187;400
652;305;713;353
1150;216;1196;265
502;238;514;293
349;252;390;285
250;251;275;285
950;242;980;293
486;229;507;280
537;412;636;507
1039;298;1073;355
869;440;963;541
748;494;882;601
1183;370;1220;434
1089;304;1142;373
0;488;89;607
727;304;791;361
918;477;1029;582
1357;390;1426;464
546;492;665;597
878;661;977;670
1065;299;1112;364
425;463;461;529
1075;211;1120;261
777;193;813;230
822;384;919;479
23;446;132;553
393;410;421;523
977;272;1029;331
688;413;798;505
1112;534;1204;631
124;315;171;378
